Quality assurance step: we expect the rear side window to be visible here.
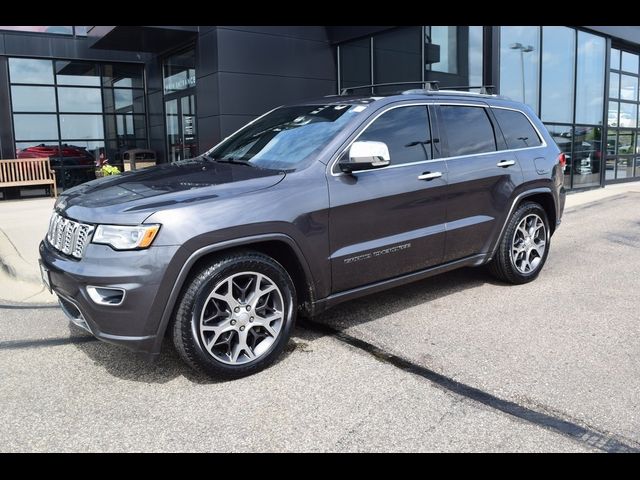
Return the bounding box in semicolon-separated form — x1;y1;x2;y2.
357;106;432;165
439;106;497;157
493;108;543;149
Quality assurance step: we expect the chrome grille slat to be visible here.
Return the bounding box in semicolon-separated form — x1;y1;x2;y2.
46;212;94;259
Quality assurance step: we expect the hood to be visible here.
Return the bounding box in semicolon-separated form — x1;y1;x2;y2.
57;158;285;224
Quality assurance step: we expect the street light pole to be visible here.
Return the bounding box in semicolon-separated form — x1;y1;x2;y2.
510;43;535;104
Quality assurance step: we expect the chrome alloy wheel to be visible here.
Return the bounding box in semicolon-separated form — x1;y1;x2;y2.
199;271;284;365
510;213;547;274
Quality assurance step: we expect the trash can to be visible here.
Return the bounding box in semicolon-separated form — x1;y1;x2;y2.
123;149;157;172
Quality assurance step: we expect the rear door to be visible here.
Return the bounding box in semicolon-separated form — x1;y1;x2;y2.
435;102;524;262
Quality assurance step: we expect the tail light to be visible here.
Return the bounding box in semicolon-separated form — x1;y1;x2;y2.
558;153;567;171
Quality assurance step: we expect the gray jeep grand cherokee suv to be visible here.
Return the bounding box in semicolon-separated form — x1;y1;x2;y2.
39;85;566;378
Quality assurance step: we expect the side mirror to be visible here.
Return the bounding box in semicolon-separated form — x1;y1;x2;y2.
339;141;391;173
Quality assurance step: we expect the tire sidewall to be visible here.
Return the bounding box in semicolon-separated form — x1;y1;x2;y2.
186;255;296;375
505;203;550;281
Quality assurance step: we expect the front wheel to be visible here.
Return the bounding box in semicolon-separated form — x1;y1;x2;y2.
487;201;551;284
172;251;297;379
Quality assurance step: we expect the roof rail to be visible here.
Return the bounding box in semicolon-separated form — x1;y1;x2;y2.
340;80;440;95
436;85;497;95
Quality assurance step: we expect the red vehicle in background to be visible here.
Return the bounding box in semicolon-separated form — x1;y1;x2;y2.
17;144;97;189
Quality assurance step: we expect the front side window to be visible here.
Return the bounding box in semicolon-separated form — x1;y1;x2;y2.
439;105;497;157
493;108;542;149
207;104;362;171
357;106;432;165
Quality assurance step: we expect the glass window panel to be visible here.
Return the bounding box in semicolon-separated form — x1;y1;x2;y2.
0;26;72;35
102;63;144;88
572;126;602;188
619;102;638;128
57;87;102;113
575;31;605;125
635;158;640;177
439;106;496;156
621;51;639;74
74;26;88;36
609;72;619;99
55;61;100;86
468;26;484;87
373;27;421;92
163;49;196;94
500;26;540;113
8;58;53;84
617;131;635;155
428;26;458;74
105;114;146;140
610;48;621;70
103;88;145;113
339;38;371;89
358;106;431;164
541;26;575;123
59;114;104;140
10;86;56;112
616;158;633;179
608;102;619;127
13;114;58;140
545;124;573;187
620;75;638;101
107;139;148;165
493;108;542;148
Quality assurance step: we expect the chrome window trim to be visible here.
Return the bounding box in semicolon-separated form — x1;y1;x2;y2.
328;101;548;177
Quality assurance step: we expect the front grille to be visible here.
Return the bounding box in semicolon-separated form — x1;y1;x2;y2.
47;212;94;259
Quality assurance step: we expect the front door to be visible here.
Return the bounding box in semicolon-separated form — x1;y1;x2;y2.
165;93;198;163
328;104;448;293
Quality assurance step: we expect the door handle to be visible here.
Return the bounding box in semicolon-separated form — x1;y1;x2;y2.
418;171;443;181
497;160;516;168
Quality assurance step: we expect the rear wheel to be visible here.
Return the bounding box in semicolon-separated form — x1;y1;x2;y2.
488;201;550;284
172;251;297;379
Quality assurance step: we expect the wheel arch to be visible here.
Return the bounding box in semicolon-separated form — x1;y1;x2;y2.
151;234;316;354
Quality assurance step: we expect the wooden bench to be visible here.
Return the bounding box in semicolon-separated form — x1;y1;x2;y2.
0;158;57;198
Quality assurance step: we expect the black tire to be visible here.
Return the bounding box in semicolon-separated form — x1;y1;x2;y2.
487;201;551;285
172;250;297;379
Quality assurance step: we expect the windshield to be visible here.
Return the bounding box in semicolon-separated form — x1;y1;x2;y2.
206;104;363;170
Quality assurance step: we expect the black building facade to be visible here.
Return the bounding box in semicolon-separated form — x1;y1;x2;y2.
1;25;640;192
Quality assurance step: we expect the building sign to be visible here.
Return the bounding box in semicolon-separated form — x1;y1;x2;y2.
163;70;196;94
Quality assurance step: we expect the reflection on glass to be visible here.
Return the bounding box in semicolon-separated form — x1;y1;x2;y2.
608;102;619;127
105;114;146;140
374;27;421;90
500;26;540;113
621;51;639;74
572;126;602;188
9;58;53;84
55;61;100;86
339;38;371;89
635;158;640;177
59;114;104;140
616;158;633;178
11;86;56;112
611;48;621;70
545;124;573;187
620;75;638;101
429;26;458;74
57;87;102;113
102;63;144;89
541;26;575;123
0;26;72;35
617;131;635;155
619;103;638;128
13;114;58;140
575;31;605;125
609;72;619;99
468;26;484;87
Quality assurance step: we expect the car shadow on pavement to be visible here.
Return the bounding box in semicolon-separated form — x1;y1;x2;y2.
69;266;499;384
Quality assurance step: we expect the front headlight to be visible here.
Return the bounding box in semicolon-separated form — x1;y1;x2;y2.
92;224;161;250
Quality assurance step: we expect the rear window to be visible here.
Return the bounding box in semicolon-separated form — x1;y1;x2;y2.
439;106;497;157
493;108;543;149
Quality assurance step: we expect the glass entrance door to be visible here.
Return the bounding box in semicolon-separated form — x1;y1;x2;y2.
165;93;197;163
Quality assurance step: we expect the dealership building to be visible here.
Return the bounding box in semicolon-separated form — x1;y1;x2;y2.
1;25;639;191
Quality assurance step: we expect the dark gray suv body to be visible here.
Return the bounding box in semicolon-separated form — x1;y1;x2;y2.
39;89;565;378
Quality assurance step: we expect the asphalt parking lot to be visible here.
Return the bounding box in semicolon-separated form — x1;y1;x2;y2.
1;193;640;452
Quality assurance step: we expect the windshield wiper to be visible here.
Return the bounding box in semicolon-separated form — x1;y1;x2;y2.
210;156;255;167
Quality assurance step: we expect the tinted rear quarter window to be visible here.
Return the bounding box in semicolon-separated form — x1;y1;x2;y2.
493;108;543;149
439;106;497;157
